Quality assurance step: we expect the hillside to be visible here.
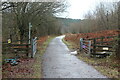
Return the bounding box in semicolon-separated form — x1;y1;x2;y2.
65;30;120;44
56;17;81;26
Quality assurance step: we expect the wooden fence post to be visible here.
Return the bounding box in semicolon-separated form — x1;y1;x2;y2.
93;38;96;54
31;38;33;58
101;37;104;45
88;41;91;54
80;38;83;52
26;44;29;57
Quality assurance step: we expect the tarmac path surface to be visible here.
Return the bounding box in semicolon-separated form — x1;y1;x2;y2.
42;35;107;78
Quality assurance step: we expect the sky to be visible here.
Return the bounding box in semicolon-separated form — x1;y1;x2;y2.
58;0;119;19
2;0;119;19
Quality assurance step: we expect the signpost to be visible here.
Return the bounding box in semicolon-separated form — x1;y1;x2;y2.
29;22;32;44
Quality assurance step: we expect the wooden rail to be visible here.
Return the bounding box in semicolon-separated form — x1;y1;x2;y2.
3;37;37;58
80;35;117;57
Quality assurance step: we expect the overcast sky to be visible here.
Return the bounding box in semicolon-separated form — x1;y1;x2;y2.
58;0;119;19
2;0;119;19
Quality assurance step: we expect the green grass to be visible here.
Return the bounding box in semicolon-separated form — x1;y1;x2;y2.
32;52;41;78
32;36;55;78
62;38;73;49
62;37;119;79
77;54;119;78
62;38;78;51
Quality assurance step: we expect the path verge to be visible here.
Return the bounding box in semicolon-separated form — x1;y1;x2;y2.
2;36;55;78
62;37;119;79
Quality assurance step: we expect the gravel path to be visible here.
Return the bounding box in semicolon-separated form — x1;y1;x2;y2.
42;35;107;78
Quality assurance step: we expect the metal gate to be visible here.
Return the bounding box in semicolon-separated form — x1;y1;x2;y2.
31;37;37;58
80;38;91;54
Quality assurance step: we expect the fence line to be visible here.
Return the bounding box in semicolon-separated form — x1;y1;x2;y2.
3;37;37;58
80;36;116;57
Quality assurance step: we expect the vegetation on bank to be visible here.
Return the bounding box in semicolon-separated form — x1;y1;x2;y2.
2;36;55;78
32;36;55;78
1;1;120;79
62;37;119;79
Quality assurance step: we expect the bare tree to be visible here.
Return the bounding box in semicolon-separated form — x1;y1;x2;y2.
116;1;120;59
2;2;66;43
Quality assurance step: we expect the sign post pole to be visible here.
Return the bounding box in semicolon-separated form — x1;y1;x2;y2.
29;22;32;44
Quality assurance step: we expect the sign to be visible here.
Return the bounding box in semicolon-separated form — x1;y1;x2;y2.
103;47;109;50
8;39;11;43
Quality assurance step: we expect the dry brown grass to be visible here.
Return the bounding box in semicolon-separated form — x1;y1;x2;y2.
2;36;55;78
63;37;119;79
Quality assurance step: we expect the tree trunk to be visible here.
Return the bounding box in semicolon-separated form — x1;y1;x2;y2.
116;1;120;59
20;33;23;44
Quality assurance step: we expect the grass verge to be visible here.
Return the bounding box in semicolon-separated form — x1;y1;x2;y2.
62;37;119;79
32;36;55;78
62;38;79;51
62;38;73;49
